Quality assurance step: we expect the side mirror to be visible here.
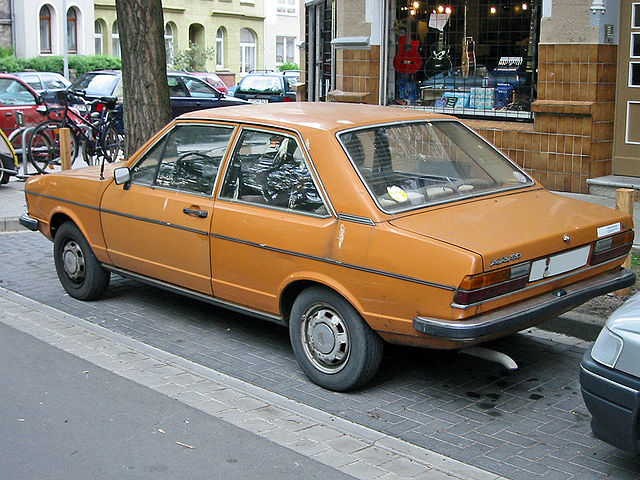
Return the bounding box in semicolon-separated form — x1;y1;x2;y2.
113;167;131;186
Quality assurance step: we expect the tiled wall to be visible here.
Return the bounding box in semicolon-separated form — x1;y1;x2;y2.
467;44;617;193
329;47;380;104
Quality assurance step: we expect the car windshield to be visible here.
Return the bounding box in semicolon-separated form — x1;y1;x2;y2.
71;73;119;96
236;76;283;94
338;120;533;213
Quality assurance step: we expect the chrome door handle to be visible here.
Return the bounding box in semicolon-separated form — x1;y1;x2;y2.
183;207;208;218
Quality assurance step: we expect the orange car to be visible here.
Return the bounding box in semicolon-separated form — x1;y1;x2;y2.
20;103;635;391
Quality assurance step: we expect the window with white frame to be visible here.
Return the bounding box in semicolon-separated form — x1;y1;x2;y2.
216;27;225;68
95;20;103;54
277;0;297;15
165;23;174;66
276;36;296;64
634;3;640;28
40;5;52;54
67;8;78;53
112;21;120;57
240;29;256;74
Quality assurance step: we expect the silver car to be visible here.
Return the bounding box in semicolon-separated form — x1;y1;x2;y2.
581;291;640;453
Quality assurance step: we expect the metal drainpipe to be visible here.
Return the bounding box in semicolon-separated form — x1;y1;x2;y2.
378;0;389;106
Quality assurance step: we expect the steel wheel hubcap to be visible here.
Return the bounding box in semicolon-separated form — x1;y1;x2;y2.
301;305;350;374
62;240;85;282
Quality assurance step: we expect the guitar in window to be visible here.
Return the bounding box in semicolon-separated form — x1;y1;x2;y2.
424;31;452;77
393;10;422;74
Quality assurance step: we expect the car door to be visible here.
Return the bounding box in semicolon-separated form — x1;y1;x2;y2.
100;122;236;294
210;127;337;314
0;77;42;135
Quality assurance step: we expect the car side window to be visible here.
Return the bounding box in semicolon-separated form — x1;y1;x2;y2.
184;78;217;98
0;79;37;106
43;75;67;89
168;76;189;97
219;129;327;215
130;124;234;196
21;74;41;90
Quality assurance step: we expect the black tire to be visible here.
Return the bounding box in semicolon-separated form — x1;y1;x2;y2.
289;286;383;391
0;153;14;184
53;222;110;300
28;120;78;174
100;120;124;163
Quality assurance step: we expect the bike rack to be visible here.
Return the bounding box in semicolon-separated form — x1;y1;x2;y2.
7;111;37;180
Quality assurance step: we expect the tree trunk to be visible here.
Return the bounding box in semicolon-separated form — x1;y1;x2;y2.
115;0;172;157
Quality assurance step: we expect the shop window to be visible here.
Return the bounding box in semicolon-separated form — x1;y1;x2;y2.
391;0;538;120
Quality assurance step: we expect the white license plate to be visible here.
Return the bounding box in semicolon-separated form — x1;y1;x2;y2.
248;98;268;104
529;245;591;281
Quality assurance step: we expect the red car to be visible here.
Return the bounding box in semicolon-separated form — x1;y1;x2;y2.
188;72;229;95
0;73;48;137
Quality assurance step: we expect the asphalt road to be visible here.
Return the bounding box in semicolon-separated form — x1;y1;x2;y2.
0;321;356;480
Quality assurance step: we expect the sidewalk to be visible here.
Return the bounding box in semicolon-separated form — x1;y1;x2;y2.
0;286;498;480
3;176;639;247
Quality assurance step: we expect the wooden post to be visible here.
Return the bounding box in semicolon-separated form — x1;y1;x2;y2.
59;128;71;171
615;188;634;296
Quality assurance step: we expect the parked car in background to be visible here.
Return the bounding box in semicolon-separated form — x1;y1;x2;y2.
581;292;640;453
189;72;229;95
233;70;300;103
13;71;71;101
20;103;635;392
69;70;246;117
0;73;48;137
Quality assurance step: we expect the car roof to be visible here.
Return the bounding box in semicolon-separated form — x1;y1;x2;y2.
180;102;451;134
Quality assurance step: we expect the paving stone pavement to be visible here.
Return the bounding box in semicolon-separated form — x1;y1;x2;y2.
1;230;640;480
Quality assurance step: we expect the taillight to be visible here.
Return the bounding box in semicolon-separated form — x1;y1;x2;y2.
94;103;105;112
590;230;634;265
283;96;292;102
454;262;530;306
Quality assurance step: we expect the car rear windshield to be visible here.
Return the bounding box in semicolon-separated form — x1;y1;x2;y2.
236;76;283;95
338;120;533;213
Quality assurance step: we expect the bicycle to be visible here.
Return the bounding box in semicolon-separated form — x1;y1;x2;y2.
27;90;124;174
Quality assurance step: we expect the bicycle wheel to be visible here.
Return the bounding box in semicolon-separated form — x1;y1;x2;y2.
97;120;124;163
28;120;79;174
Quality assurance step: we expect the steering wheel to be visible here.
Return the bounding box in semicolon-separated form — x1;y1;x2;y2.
177;151;211;163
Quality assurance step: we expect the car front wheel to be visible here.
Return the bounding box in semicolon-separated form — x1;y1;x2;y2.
289;286;383;391
53;222;110;300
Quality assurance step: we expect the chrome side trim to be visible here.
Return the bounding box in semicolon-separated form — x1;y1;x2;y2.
209;232;455;291
103;264;285;325
580;366;640;395
100;208;210;236
338;213;376;226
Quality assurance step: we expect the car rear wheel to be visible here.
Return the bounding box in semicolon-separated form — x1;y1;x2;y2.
53;222;110;300
289;286;383;391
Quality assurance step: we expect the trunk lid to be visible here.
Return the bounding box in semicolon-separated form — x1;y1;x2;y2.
389;189;632;271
